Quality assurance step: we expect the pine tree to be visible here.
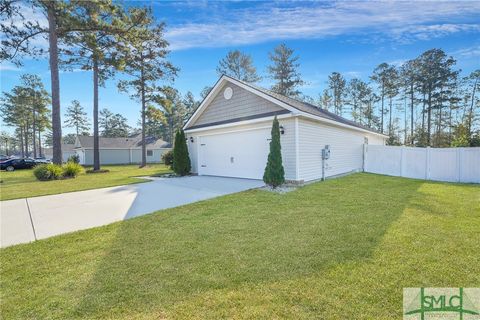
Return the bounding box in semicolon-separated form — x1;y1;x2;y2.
216;50;261;82
64;100;90;136
267;44;304;97
263;116;285;188
327;72;346;115
172;130;191;176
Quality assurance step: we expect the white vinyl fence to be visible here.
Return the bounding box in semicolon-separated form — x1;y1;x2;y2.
364;145;480;183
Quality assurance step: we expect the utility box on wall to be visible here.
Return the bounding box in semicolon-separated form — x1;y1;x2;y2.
322;145;330;160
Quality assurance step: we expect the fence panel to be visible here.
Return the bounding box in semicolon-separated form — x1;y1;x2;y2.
364;145;402;176
403;147;427;179
364;145;479;183
428;148;458;182
460;148;480;183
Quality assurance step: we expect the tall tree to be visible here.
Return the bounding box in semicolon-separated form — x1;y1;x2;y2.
327;72;346;115
267;43;304;97
99;108;113;135
1;75;50;158
346;78;369;123
400;59;420;145
1;1;81;164
416;49;458;146
118;7;177;167
320;89;333;111
464;69;480;137
216;50;261;82
371;63;397;134
19;74;50;157
64;100;90;136
63;0;144;170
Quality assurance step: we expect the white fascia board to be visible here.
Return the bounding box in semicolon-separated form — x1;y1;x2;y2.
184;113;294;134
298;113;389;138
183;75;299;130
183;76;228;129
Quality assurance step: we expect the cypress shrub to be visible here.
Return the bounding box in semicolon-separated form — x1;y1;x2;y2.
172;130;191;176
263;116;285;188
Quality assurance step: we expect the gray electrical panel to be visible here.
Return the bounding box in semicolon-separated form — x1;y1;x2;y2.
322;145;330;160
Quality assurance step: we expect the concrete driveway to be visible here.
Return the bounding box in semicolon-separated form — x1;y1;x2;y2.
0;176;263;248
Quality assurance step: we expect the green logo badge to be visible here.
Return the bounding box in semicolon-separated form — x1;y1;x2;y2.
404;288;480;319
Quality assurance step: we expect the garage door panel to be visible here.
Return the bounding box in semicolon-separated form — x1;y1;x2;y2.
198;128;270;179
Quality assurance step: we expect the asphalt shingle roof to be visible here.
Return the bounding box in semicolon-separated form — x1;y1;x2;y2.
225;75;383;135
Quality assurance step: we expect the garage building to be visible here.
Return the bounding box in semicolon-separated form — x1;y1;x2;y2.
184;75;387;183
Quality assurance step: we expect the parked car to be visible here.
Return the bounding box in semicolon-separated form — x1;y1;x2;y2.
0;158;37;171
34;157;52;164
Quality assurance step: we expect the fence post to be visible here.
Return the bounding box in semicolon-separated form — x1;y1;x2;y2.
363;144;367;172
456;148;461;183
425;147;430;180
400;146;404;177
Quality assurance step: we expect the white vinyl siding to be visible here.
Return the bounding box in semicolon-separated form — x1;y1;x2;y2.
187;117;297;181
298;118;385;181
82;148;170;165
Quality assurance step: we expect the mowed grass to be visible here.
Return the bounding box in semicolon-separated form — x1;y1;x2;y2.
1;173;479;319
0;164;171;200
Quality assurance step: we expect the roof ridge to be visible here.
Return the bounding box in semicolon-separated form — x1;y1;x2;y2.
223;75;384;135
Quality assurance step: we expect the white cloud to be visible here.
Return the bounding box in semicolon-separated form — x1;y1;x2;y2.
165;1;480;50
345;71;362;79
0;62;22;72
453;45;480;57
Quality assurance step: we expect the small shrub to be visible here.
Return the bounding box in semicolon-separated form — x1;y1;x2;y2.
172;130;191;176
263;116;285;188
162;150;174;166
63;162;84;178
67;154;80;164
34;163;63;181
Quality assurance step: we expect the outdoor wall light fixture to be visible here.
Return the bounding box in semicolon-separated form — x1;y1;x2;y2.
190;137;194;143
280;126;285;135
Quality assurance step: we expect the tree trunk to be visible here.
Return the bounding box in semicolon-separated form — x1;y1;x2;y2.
388;96;393;136
47;3;62;164
427;91;432;146
93;57;100;171
140;66;146;168
20;129;24;158
468;77;478;135
38;130;42;157
410;83;414;145
380;83;385;134
32;109;37;158
24;123;29;157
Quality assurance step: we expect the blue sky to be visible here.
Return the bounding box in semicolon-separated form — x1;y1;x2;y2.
1;0;479;134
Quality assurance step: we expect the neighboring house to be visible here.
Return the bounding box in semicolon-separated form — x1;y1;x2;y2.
74;135;171;165
183;75;388;182
43;144;76;162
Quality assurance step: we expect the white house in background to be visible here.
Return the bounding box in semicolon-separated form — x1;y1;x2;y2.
73;135;171;165
43;143;76;162
183;75;388;183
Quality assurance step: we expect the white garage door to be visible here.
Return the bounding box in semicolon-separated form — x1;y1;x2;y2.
198;128;270;179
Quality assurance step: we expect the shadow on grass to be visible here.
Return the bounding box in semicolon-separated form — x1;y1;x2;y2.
72;173;422;318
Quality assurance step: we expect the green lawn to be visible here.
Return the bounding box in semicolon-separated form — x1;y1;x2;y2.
0;164;171;201
1;173;478;319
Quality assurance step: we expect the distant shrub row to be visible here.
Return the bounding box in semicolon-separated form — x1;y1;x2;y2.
34;162;84;181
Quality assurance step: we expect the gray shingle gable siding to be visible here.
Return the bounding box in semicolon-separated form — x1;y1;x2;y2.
191;83;285;127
